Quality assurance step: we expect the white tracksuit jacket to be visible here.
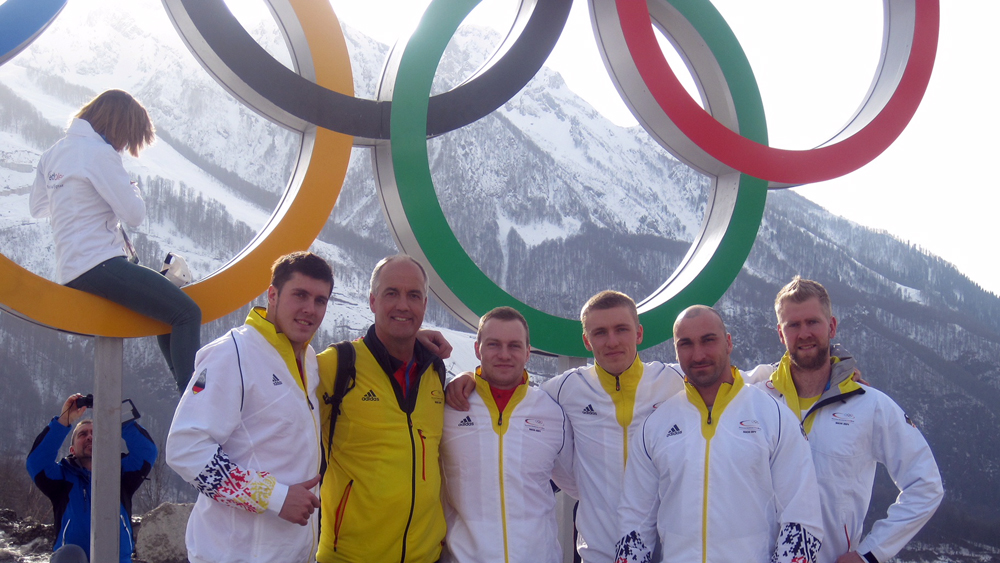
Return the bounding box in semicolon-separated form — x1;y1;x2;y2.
616;368;824;563
541;356;685;563
30;118;145;284
441;372;573;563
167;308;323;563
757;346;943;563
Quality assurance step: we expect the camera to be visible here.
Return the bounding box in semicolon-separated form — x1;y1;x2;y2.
73;395;141;424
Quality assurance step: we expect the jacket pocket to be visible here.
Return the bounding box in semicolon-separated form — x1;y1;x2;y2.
334;480;354;551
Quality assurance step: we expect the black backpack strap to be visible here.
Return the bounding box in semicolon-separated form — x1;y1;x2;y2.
433;356;446;388
323;341;356;470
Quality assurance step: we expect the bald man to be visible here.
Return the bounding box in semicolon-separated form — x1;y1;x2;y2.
615;305;824;563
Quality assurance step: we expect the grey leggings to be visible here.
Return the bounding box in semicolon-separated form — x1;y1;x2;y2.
67;256;201;392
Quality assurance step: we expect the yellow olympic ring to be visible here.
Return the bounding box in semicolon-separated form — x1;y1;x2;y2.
0;0;353;337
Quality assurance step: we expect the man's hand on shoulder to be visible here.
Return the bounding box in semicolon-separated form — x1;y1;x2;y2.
417;329;453;359
851;369;870;386
444;371;476;411
278;475;321;526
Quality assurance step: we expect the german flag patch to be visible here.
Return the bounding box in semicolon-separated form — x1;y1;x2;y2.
192;369;207;394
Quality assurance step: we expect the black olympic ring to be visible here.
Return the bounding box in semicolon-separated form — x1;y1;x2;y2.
162;0;571;143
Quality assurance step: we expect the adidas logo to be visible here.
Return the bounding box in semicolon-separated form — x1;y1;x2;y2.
271;374;282;386
458;416;474;427
582;404;597;416
362;390;379;402
666;424;682;437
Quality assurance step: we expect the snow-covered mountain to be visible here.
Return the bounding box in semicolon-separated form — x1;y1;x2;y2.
2;0;999;558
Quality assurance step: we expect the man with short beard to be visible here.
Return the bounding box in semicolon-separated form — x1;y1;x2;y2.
27;393;157;563
757;277;943;563
615;305;823;563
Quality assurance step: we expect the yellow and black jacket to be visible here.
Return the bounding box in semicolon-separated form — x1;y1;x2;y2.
316;326;446;563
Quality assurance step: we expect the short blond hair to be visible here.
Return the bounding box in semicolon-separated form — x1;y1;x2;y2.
774;276;833;320
580;290;639;328
76;90;155;157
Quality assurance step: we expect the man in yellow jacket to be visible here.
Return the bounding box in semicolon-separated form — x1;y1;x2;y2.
316;255;448;563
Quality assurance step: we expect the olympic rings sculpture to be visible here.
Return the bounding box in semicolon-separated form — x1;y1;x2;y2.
0;0;938;356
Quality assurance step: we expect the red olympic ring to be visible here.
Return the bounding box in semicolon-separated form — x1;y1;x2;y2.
613;0;939;186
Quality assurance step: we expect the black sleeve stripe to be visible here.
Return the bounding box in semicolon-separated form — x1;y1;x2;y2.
28;425;52;457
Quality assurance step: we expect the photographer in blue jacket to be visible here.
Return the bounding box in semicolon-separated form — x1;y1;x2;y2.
26;393;157;563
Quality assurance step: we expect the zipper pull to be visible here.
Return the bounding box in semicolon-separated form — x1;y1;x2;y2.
707;411;713;425
497;411;503;426
615;375;621;392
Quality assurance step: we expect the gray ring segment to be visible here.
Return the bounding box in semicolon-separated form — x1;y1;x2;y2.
775;0;917;189
589;0;744;311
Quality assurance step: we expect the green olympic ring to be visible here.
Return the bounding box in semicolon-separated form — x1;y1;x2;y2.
374;0;767;356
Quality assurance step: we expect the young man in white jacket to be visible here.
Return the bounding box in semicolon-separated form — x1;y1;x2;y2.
540;292;687;562
166;251;332;563
615;305;823;563
440;307;574;563
756;278;943;563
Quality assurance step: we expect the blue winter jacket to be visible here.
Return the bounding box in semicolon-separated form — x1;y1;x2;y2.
26;417;158;562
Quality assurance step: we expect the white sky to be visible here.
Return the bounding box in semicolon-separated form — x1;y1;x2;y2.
298;0;998;297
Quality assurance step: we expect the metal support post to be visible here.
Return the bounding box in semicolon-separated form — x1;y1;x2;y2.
556;490;577;563
556;355;587;563
92;336;123;563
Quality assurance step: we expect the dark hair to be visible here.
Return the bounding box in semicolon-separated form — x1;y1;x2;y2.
270;251;334;293
71;419;93;444
774;276;833;320
75;90;155;157
580;290;639;327
477;306;530;348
